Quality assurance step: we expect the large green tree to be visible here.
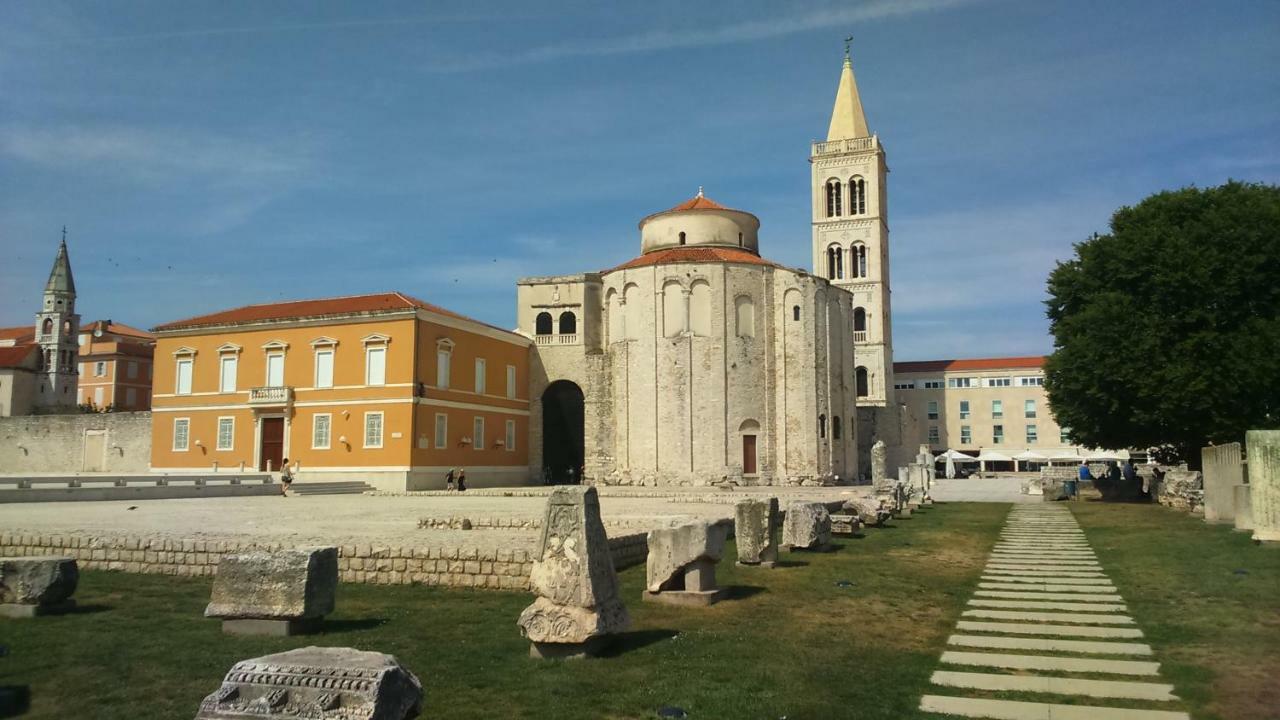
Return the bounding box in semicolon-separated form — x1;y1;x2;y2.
1044;181;1280;463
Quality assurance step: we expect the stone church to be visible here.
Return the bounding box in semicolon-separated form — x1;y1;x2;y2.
517;51;898;486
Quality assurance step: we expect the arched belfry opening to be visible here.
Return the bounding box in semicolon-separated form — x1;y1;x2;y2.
541;380;585;484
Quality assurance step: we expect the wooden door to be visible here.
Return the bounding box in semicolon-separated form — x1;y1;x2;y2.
742;435;757;475
82;430;106;472
259;417;284;471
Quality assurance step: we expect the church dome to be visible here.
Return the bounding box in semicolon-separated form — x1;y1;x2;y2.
638;189;760;255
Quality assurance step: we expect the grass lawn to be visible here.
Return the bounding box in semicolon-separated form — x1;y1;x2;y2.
1071;501;1280;720
0;502;1005;719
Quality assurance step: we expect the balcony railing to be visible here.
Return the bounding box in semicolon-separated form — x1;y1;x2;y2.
535;334;579;346
852;331;868;343
249;386;293;405
811;135;879;157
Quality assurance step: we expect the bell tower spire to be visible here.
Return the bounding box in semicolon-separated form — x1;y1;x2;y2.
827;39;870;141
35;229;80;410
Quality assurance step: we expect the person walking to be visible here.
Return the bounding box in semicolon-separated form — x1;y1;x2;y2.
456;468;467;492
445;468;456;491
279;458;294;497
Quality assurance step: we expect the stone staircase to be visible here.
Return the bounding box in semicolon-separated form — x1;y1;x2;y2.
287;481;375;496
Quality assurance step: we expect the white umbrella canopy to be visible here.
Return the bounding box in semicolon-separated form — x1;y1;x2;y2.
1084;449;1131;461
945;455;956;479
937;449;978;462
1048;449;1084;461
1013;450;1050;461
975;450;1015;462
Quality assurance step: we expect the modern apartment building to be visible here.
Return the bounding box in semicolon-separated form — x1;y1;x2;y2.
894;356;1086;462
149;291;533;490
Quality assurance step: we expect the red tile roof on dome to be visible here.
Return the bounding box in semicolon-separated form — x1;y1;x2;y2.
666;194;728;212
605;247;781;273
153;291;514;336
893;356;1046;373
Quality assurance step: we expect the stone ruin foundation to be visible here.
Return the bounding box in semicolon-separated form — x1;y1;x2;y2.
0;556;78;618
204;546;338;636
644;521;729;607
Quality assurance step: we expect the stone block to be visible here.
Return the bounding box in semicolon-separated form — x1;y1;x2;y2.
205;547;338;634
1234;484;1254;532
734;497;780;566
0;556;78;617
829;513;862;536
518;487;628;658
782;502;831;550
194;646;422;720
1203;443;1245;523
644;523;728;606
1247;430;1280;543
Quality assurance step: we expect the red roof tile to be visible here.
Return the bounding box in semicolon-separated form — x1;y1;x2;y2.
0;345;36;369
0;326;34;344
894;356;1046;374
83;320;154;340
667;194;728;212
152;291;516;337
605;247;781;273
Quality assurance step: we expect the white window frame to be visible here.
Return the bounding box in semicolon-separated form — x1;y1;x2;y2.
960;425;972;445
992;400;1004;419
505;419;516;452
175;357;193;395
985;377;1012;388
926;400;939;420
314;349;334;389
436;339;454;389
1025;399;1037;418
474;357;486;395
173;417;190;452
219;355;238;393
94;361;106;377
312;413;332;450
993;424;1005;444
472;416;485;451
1026;424;1038;443
363;411;384;449
434;413;448;449
127;360;138;379
923;380;943;389
927;425;939;444
959;400;970;420
506;365;517;399
365;345;386;387
893;381;915;390
216;416;235;451
265;352;285;387
947;377;974;388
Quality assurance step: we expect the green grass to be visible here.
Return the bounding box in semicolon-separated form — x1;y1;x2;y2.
1070;501;1280;720
0;503;1006;720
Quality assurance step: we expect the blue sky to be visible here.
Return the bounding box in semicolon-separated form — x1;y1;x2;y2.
1;0;1277;360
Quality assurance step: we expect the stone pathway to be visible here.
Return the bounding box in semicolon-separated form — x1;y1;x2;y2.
919;504;1190;719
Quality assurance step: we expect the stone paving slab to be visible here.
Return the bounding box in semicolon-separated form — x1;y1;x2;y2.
939;650;1159;675
975;590;1122;602
947;634;1153;656
985;559;1101;567
980;576;1114;586
929;670;1179;701
956;620;1143;638
919;695;1190;719
968;598;1128;613
979;582;1120;593
984;569;1106;577
961;609;1134;624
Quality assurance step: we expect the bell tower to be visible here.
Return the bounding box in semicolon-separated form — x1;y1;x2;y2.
810;46;895;410
34;231;80;410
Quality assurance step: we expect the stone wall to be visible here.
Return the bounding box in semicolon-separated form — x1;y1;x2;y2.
1201;443;1245;524
0;530;652;591
1154;467;1203;513
0;411;151;473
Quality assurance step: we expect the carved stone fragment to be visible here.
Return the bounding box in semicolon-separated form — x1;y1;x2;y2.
194;646;423;720
205;547;338;635
829;513;862;536
0;556;78;618
871;440;889;493
734;498;780;566
841;497;891;527
782;502;832;550
518;486;629;657
644;522;728;606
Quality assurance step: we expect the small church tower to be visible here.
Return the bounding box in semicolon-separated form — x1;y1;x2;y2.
810;46;895;410
34;232;80;410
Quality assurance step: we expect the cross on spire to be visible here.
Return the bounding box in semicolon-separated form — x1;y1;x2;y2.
697;185;704;198
844;36;853;60
61;225;67;244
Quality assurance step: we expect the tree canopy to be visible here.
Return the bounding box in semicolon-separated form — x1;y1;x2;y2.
1044;181;1280;462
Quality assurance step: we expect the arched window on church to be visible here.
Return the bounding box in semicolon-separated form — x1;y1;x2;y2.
678;231;687;245
858;245;868;277
850;245;868;278
849;176;867;215
792;305;801;322
853;307;867;335
818;414;827;439
535;312;553;336
826;246;844;280
41;318;53;337
855;366;869;398
558;311;577;336
833;415;842;440
825;179;843;217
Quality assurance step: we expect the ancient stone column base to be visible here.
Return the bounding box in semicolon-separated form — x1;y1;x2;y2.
1251;529;1280;545
221;617;322;636
780;543;834;553
642;588;725;607
528;636;609;660
736;560;777;569
0;599;76;618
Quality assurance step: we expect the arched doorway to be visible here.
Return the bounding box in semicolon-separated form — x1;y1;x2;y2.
541;380;584;484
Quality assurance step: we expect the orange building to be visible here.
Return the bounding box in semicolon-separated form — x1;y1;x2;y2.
149;292;533;490
77;320;155;411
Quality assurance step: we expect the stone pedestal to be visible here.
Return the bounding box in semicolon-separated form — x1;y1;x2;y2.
1234;484;1254;532
782;502;832;550
1202;443;1244;524
518;486;629;658
0;556;78;618
204;547;338;635
1247;431;1280;543
734;498;779;567
646;523;728;606
871;440;888;494
195;646;422;720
